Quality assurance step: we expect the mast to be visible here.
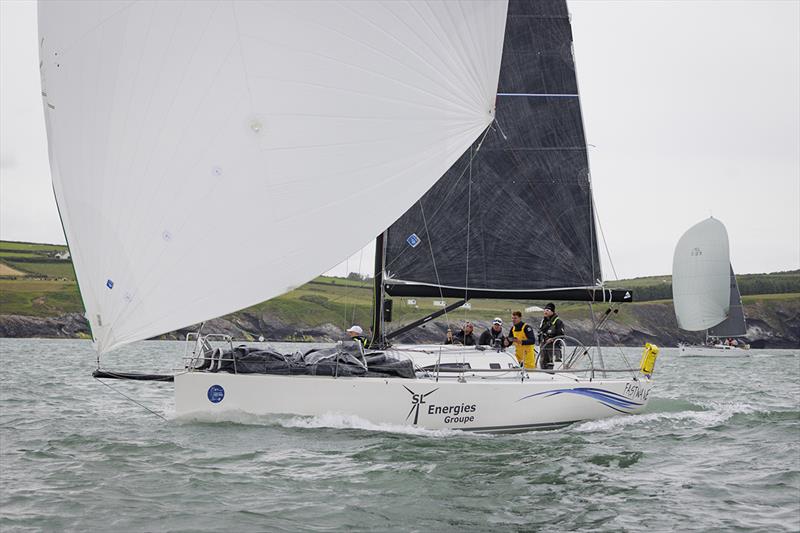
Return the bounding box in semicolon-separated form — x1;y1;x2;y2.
370;232;387;347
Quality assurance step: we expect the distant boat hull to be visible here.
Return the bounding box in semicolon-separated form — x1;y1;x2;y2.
677;344;750;357
174;353;653;433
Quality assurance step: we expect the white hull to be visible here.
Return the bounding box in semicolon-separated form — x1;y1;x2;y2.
677;344;750;358
174;346;653;433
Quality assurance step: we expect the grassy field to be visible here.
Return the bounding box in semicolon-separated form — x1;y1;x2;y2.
0;241;67;252
0;241;75;281
741;292;800;303
0;279;84;317
0;240;797;330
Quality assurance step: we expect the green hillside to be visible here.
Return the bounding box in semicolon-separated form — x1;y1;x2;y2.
0;241;80;317
1;240;798;339
605;270;800;301
0;240;587;323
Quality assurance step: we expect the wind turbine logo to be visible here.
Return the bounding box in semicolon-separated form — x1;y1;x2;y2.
403;386;438;425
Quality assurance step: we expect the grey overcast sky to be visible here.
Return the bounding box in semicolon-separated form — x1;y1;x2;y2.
1;0;798;280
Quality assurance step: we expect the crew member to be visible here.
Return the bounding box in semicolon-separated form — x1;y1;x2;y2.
479;317;508;349
507;311;536;368
538;303;564;369
445;322;477;346
346;325;369;349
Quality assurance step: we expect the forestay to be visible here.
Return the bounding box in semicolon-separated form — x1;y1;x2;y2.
383;0;605;301
38;0;508;353
672;217;731;331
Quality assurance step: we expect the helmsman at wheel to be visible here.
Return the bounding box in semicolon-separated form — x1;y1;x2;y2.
538;303;564;370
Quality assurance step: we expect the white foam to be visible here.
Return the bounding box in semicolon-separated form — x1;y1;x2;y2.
575;401;766;433
173;409;488;439
277;412;484;438
750;352;792;358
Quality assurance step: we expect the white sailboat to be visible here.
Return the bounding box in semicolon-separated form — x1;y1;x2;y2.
39;0;657;432
672;218;750;357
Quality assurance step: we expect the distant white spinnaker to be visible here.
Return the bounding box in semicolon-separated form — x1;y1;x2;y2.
38;1;509;353
672;217;731;331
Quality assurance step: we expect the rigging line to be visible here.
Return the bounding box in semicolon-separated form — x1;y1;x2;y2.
414;124;492;334
343;255;349;331
382;124;493;274
93;377;168;421
418;201;451;333
603;311;635;375
353;248;364;325
462;145;474;367
589;174;597;285
592;194;619;281
464;144;473;324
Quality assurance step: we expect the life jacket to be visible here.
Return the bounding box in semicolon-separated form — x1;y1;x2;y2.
353;336;369;349
511;322;536;369
541;316;561;341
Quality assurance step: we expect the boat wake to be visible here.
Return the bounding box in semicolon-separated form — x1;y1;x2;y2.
173;410;486;438
574;400;768;433
750;351;798;358
276;412;484;438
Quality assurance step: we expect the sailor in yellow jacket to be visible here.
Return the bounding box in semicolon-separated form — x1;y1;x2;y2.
507;310;537;368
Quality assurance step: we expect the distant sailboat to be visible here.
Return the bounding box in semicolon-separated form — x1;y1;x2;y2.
672;218;749;357
40;0;657;431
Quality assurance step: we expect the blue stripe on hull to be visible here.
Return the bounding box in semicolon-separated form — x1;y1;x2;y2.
517;387;644;413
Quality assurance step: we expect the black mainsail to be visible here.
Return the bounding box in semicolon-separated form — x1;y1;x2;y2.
708;266;747;338
381;0;630;303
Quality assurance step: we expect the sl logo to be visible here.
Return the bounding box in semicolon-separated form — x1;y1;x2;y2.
403;386;438;425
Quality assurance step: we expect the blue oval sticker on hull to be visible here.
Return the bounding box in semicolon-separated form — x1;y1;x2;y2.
207;384;225;404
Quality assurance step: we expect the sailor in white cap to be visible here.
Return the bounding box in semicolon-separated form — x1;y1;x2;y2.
478;317;508;349
346;325;369;349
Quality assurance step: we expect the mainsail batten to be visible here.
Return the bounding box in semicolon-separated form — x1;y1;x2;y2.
39;1;509;353
383;0;603;298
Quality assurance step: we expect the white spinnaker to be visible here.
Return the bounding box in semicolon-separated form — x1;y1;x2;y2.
672;218;731;331
39;0;508;353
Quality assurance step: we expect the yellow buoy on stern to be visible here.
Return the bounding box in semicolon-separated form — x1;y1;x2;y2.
639;343;660;377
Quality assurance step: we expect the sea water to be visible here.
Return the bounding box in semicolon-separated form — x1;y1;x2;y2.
0;338;798;532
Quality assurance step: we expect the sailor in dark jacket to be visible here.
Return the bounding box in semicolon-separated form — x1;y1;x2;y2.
479;317;509;349
445;322;477;346
538;303;565;369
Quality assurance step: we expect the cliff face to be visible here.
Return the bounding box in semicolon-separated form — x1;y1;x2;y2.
0;313;90;339
1;298;798;348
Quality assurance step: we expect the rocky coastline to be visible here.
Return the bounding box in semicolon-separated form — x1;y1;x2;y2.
2;299;798;348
